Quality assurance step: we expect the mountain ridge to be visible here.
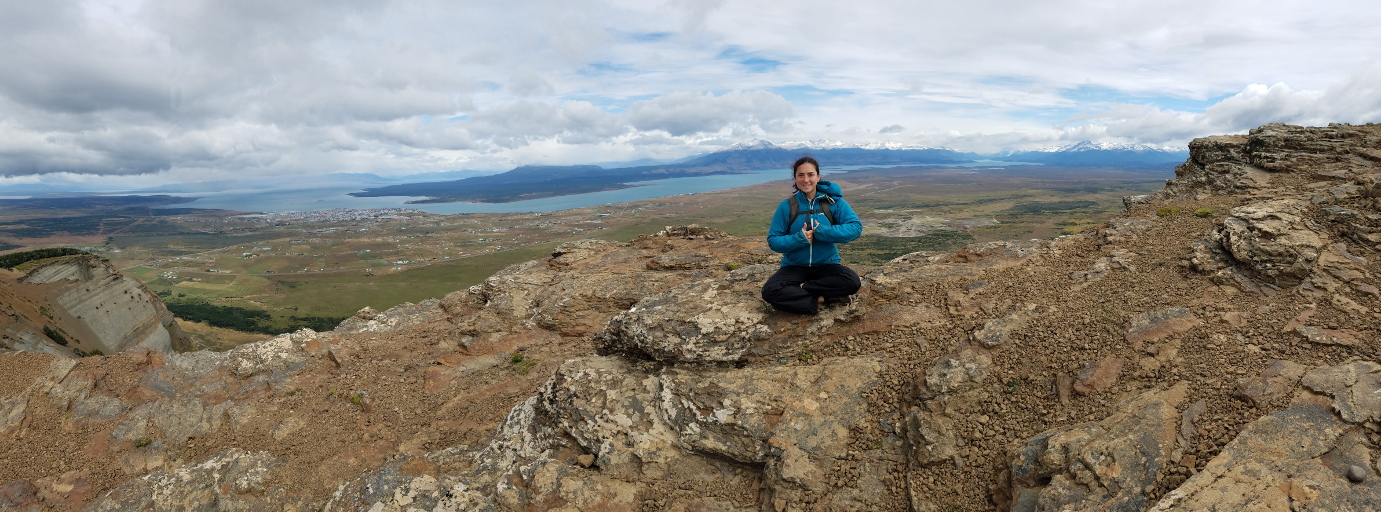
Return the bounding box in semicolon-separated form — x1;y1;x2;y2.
351;140;1182;204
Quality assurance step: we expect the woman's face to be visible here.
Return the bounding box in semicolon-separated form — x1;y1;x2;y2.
794;162;819;196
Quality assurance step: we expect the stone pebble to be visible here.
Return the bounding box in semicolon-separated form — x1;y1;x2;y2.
1348;465;1368;483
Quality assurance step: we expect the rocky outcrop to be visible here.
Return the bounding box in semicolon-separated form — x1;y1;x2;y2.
1174;124;1379;296
1209;199;1324;285
3;254;187;356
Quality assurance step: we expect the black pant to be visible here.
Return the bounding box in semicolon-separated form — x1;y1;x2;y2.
761;264;861;315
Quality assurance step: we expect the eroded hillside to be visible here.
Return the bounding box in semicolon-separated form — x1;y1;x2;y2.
2;123;1380;511
1;254;187;357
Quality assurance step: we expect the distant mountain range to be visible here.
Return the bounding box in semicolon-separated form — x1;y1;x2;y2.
994;141;1189;166
350;139;1188;204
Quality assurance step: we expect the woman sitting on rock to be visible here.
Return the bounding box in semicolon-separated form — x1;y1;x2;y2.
761;156;863;314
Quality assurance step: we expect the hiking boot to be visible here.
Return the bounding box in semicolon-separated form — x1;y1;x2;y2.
823;295;853;307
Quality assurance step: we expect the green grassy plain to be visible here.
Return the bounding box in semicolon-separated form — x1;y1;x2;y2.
258;243;558;317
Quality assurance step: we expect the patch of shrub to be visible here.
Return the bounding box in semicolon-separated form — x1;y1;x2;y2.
0;247;88;269
510;352;537;374
1193;208;1213;218
42;325;68;346
1156;206;1181;217
166;301;271;332
167;301;345;335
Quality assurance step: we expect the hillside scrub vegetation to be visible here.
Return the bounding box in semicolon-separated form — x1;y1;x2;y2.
0;247;88;269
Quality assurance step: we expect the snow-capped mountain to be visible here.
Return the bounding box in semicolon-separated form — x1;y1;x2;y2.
702;138;1186;168
717;139;941;152
1032;140;1183;153
996;140;1188;166
857;141;940;151
716;139;780;152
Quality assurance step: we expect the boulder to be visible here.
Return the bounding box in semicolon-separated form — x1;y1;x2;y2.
596;265;775;362
1236;359;1309;408
902;406;960;466
1214;199;1325;285
922;348;992;397
1070;249;1136;286
1073;355;1123;395
324;451;495;512
1100;218;1153;245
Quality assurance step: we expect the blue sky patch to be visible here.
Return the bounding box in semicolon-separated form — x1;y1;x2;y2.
629;31;671;42
716;46;785;73
1061;85;1232;113
770;85;853;104
978;75;1038;88
578;61;637;77
740;57;783;73
565;93;658;113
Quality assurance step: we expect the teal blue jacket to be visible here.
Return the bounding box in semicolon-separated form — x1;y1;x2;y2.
766;181;862;266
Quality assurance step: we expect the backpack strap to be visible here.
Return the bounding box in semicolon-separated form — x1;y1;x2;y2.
787;194;836;228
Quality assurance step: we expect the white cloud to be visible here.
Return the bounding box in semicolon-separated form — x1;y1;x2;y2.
1;0;1381;184
625;90;795;136
1087;62;1381;146
509;67;555;97
466;100;625;148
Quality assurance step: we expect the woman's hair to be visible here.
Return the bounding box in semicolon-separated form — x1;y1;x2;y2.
792;156;820;175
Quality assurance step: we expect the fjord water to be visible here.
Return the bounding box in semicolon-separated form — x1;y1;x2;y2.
162;168;799;214
161;161;1021;214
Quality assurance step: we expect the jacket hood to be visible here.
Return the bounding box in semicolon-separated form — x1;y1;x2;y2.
797;180;844;199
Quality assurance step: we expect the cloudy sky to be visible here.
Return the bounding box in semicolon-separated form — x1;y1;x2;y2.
2;0;1380;190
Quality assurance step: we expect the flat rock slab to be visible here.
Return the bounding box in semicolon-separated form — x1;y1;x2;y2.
1126;307;1202;350
1073;355;1124;395
1149;403;1378;511
972;305;1036;348
1153;360;1381;511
